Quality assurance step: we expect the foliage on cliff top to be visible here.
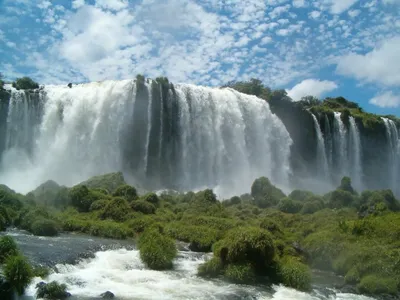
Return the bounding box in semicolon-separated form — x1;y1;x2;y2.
12;77;39;90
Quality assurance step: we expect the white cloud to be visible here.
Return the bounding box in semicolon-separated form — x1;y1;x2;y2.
336;36;400;86
269;5;291;19
260;36;272;44
348;9;360;17
309;10;321;19
369;91;400;108
38;1;51;9
329;0;359;14
72;0;85;9
292;0;305;7
95;0;128;11
6;41;16;48
286;79;338;101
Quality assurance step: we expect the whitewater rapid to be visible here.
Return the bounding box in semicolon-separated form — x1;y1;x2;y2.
23;248;376;300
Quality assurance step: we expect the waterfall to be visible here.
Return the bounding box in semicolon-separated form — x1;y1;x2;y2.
0;80;293;198
333;112;348;181
311;113;329;180
324;114;333;168
348;116;363;191
382;117;399;195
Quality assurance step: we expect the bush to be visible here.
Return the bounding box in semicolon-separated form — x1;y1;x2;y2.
357;275;397;295
79;172;126;193
0;236;19;263
0;205;11;227
30;219;59;236
328;189;356;209
36;281;70;299
197;257;223;277
259;219;282;235
251;177;286;208
131;200;156;214
113;184;138;201
101;197;131;222
278;257;311;291
88;221;132;239
142;193;160;206
4;254;33;295
128;216;156;233
339;176;355;194
289;190;314;202
214;227;276;274
224;263;256;283
0;188;23;210
12;77;39;90
138;228;177;270
300;200;324;214
278;198;303;214
89;199;109;211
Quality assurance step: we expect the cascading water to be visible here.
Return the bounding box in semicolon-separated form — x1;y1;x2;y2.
348;116;363;191
311;113;329;180
382;117;399;195
0;80;292;197
333;112;348;181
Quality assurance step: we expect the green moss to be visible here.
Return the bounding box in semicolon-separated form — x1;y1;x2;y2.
357;275;398;295
277;257;311;291
138;228;177;270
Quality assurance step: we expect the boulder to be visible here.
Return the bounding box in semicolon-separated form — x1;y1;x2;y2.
101;291;115;299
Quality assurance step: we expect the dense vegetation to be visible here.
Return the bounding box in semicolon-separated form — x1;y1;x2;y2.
0;171;399;297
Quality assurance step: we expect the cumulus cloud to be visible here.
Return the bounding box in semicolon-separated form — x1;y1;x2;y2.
293;0;306;8
369;91;400;108
72;0;85;9
286;79;338;101
336;36;400;86
330;0;358;14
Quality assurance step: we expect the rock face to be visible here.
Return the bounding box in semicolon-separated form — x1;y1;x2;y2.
101;291;115;299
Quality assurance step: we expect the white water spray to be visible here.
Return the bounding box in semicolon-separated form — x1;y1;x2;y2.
0;80;292;197
311;113;329;180
382;117;399;195
348;117;363;191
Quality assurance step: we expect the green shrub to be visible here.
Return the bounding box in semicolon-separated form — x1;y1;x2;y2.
79;172;126;193
36;281;70;299
278;198;303;214
357;275;397;295
0;188;23;210
138;228;177;270
128;216;156;233
101;197;131;222
344;267;360;284
4;254;33;295
89;199;109;211
30;219;59;236
197;257;224;277
300;200;324;214
33;266;50;278
0;236;19;263
259;219;282;235
224;263;256;283
142;193;160;206
328;189;356;209
251;177;286;208
12;77;39;90
339;176;356;194
289;190;314;202
278;257;311;291
88;221;132;239
214;227;276;274
113;184;138;201
69;185;92;212
15;207;50;231
0;205;11;226
131;200;156;214
0;214;6;231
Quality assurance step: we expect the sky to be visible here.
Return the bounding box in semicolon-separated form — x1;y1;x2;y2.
0;0;400;116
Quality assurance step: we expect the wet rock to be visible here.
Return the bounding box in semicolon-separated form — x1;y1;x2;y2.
101;291;115;299
67;83;72;88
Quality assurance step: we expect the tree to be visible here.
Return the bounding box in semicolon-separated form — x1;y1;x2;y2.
223;78;271;100
12;77;39;90
0;73;4;89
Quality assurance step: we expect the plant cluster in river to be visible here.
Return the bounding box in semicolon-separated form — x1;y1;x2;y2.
0;172;400;297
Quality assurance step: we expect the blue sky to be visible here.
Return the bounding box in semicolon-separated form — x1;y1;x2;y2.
0;0;400;115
